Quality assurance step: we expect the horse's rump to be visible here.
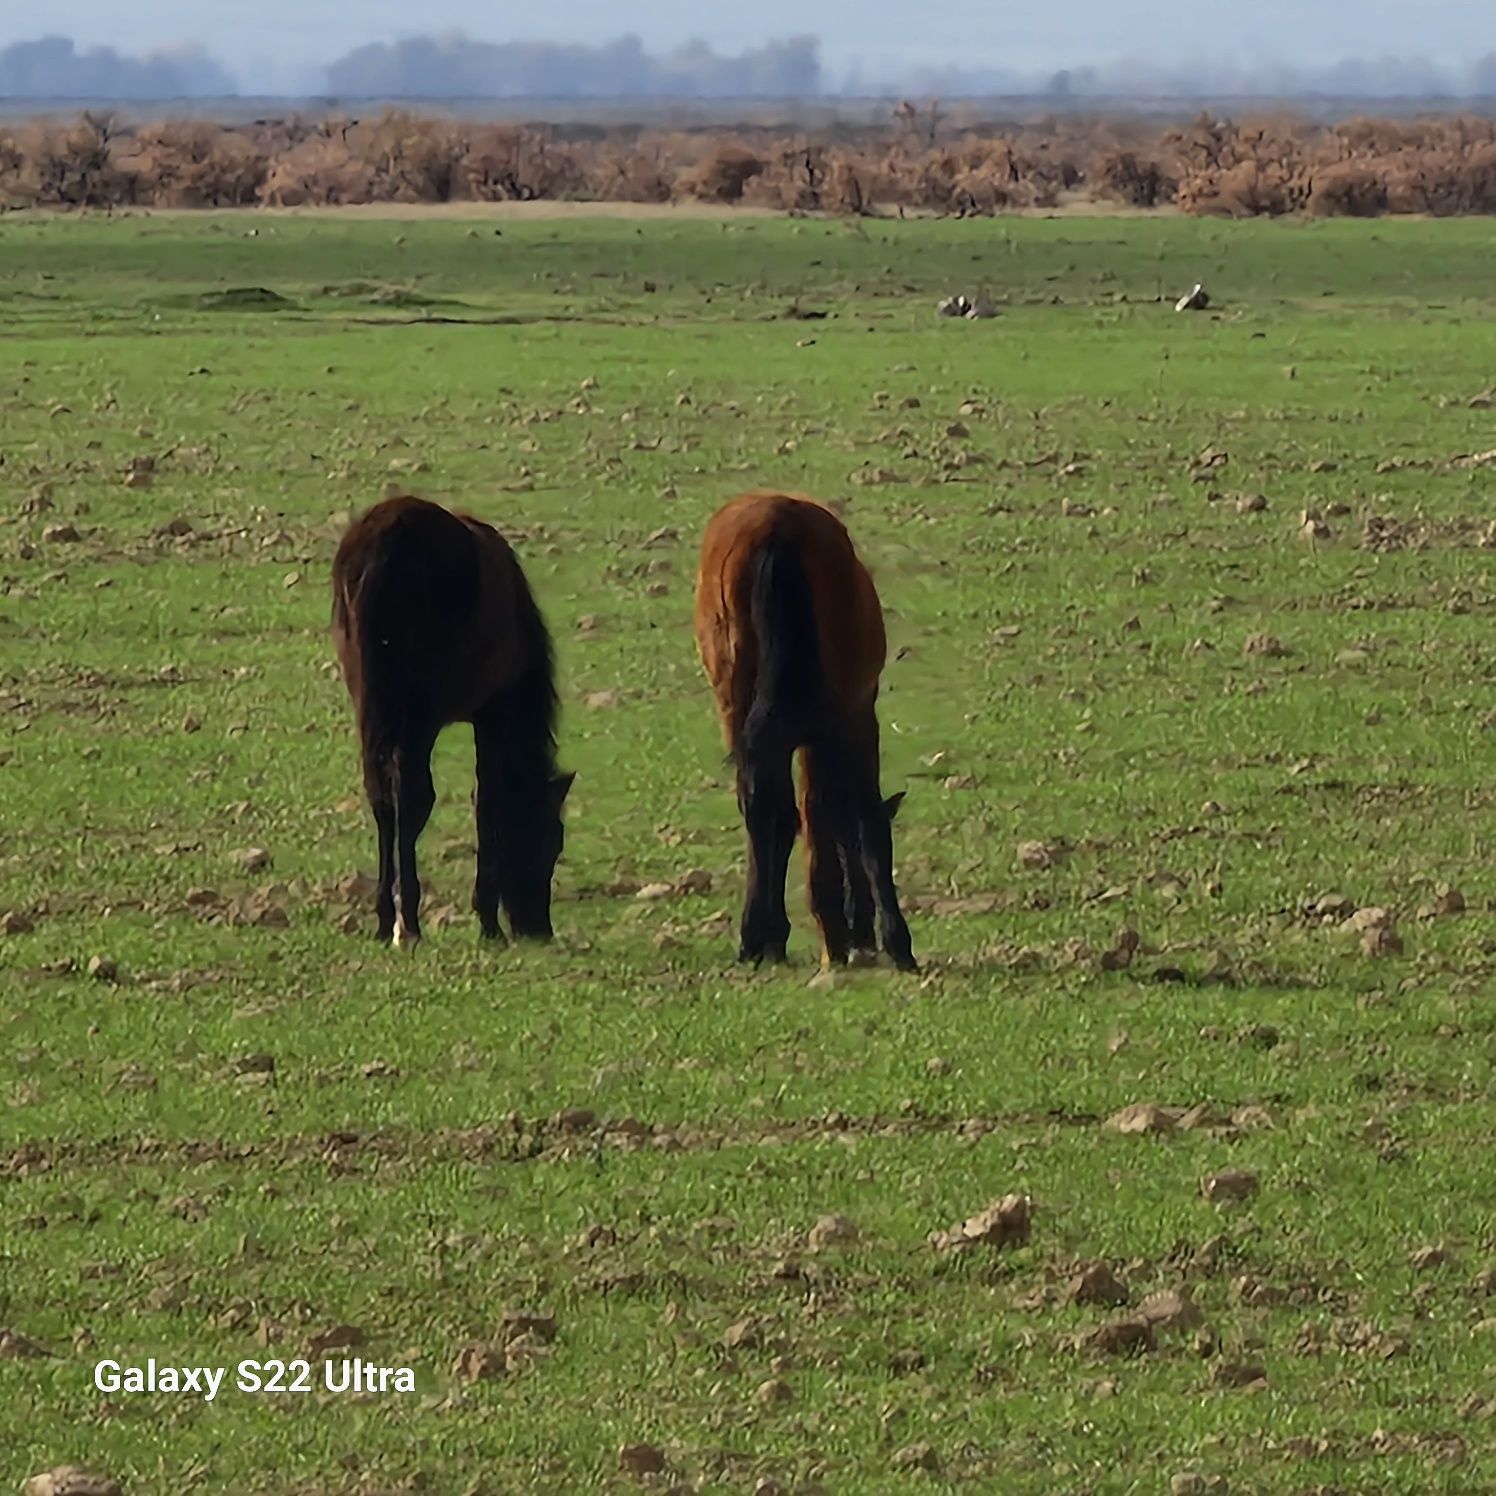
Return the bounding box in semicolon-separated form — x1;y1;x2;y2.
695;492;886;750
332;497;482;752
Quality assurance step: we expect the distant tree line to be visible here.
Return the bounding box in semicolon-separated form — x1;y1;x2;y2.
0;36;235;99
3;32;1496;102
895;55;1496;101
326;34;822;99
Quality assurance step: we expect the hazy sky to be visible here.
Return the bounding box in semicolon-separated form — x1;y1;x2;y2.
5;0;1494;79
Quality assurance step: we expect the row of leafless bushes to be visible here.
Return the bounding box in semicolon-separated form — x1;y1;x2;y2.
6;109;1496;216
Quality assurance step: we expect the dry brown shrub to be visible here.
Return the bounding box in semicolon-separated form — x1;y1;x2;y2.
0;131;27;209
3;108;1496;218
1094;150;1177;207
583;141;675;203
126;122;267;207
355;112;464;203
7;113;127;208
742;142;832;212
457;125;586;202
1307;163;1389;217
259;134;375;207
688;142;768;202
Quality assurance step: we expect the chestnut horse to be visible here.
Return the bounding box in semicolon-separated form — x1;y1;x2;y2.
331;494;574;947
694;492;916;970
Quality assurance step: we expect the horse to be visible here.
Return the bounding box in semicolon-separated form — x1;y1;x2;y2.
330;494;574;947
693;491;916;971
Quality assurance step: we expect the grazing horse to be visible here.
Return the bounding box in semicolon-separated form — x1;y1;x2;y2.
694;492;916;971
330;494;574;947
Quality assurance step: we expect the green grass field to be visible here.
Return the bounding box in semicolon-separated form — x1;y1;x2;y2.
1;207;1493;1495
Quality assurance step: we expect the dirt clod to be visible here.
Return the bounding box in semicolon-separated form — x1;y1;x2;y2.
1104;1102;1178;1135
499;1309;557;1344
452;1344;505;1383
1243;632;1287;658
808;1212;859;1250
928;1192;1031;1253
1086;1316;1155;1357
230;847;273;873
1209;1360;1268;1389
891;1443;941;1473
1138;1287;1204;1332
1201;1168;1260;1203
1171;1475;1228;1495
228;1052;276;1078
1066;1260;1130;1307
756;1377;793;1405
304;1323;365;1356
0;1328;50;1358
618;1443;668;1477
24;1470;122;1496
86;956;119;984
723;1317;760;1350
1016;839;1065;870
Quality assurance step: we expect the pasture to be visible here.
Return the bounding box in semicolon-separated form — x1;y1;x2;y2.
0;209;1493;1494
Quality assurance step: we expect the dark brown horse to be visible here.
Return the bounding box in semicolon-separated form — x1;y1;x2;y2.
331;494;573;947
694;491;915;971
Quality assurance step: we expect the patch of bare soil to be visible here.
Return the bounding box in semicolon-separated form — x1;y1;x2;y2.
2;1105;1110;1181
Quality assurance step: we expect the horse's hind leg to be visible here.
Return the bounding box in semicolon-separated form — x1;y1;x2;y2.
846;716;915;971
737;728;797;965
800;748;851;967
844;789;904;964
841;836;879;967
392;733;437;948
471;707;505;941
362;748;397;943
855;792;916;971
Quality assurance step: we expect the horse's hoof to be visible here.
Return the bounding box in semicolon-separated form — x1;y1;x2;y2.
846;948;879;969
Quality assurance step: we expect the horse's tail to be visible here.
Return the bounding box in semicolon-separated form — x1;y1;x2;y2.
743;526;823;754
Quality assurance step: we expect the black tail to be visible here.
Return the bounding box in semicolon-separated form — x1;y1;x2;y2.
743;528;824;755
